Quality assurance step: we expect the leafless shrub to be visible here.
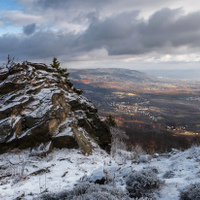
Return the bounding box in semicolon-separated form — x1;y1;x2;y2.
132;144;146;160
179;183;200;200
40;182;131;200
126;169;164;198
110;127;129;158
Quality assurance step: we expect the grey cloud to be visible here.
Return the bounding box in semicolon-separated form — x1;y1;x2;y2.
1;8;200;61
35;0;111;9
31;0;111;25
33;0;179;12
78;8;200;55
138;9;200;49
78;12;141;53
23;23;36;35
0;31;74;60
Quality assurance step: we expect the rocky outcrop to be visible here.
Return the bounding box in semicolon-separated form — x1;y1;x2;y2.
0;62;111;154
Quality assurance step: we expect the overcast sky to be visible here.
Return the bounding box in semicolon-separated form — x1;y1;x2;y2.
1;0;200;70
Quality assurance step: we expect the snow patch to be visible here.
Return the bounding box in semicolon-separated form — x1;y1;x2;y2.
55;127;73;137
0;147;200;199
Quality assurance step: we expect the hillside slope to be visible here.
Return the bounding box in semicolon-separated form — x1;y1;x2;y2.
68;68;156;90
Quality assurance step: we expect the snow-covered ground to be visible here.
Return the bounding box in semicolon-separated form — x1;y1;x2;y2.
0;146;200;199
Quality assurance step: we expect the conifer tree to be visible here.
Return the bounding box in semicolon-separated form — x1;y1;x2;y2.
105;114;117;127
50;57;60;70
50;57;69;78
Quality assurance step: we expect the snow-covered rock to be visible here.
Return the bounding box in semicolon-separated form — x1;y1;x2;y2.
137;155;150;163
88;166;106;184
0;62;111;154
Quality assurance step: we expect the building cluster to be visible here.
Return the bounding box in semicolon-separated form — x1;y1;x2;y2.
106;101;158;122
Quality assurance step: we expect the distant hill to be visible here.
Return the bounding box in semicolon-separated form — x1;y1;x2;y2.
68;68;157;91
142;69;200;80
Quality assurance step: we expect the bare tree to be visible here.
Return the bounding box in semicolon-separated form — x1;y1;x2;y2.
5;54;16;73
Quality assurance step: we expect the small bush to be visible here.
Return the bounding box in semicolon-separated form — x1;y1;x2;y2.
41;182;131;200
126;169;164;198
179;183;200;200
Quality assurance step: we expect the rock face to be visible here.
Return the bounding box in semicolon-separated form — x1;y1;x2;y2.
0;62;111;154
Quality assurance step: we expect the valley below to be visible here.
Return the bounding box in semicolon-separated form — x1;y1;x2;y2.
69;68;200;151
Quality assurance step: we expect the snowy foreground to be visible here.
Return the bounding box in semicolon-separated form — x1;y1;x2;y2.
0;146;200;200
